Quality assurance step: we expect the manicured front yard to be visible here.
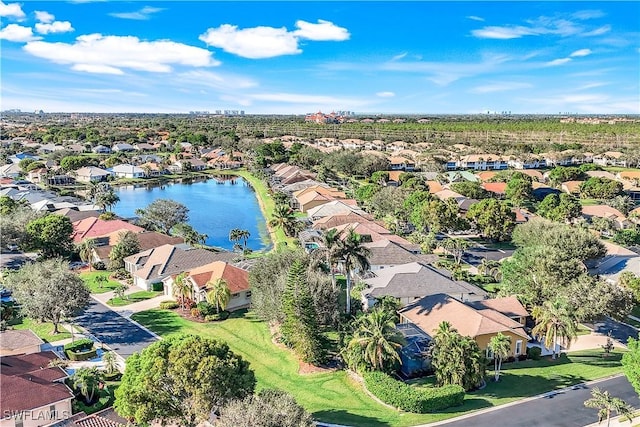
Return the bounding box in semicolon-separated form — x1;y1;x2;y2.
9;317;71;343
107;291;162;307
72;380;120;415
132;309;625;427
80;271;122;294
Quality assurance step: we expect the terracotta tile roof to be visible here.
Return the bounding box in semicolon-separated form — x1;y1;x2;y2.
518;170;544;182
293;185;346;199
434;189;465;200
426;181;443;193
0;352;73;413
94;231;184;261
311;212;375;229
399;294;529;340
476;171;497;182
386;171;403;182
619;171;640;181
481;182;507;195
562;180;584;194
0;329;44;353
581;205;627;221
187;261;249;293
72;408;128;427
72;217;144;243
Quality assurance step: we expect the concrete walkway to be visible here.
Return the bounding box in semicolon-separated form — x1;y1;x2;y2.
91;285;171;318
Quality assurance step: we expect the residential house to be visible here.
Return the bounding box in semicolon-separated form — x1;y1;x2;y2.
311;211;376;230
162;261;251;310
362;263;488;309
481;182;507;198
135;143;157;151
139;162;165;177
457;154;508;171
561;180;584;195
306;200;368;220
330;221;419;252
389;156;415;172
280;179;325;196
91;145;111;154
169;158;207;173
581;205;630;230
37;144;66;154
364;240;435;271
92;231;185;264
468;296;529;326
8;153;39;164
53;208;100;223
110;164;145;179
618;171;640;184
398;293;529;358
585;170;618;181
0;329;43;356
293;186;347;212
111;143;135;153
445;171;480;183
507;154;547;170
74;166;112;183
476;171;498;182
72;217;144;244
0;163;22;179
0;351;74;427
593;151;626;167
124;244;235;290
65;144;86;154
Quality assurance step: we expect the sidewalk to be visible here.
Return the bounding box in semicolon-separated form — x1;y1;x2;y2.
91;285;168;318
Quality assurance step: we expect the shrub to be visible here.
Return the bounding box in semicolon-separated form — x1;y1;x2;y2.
527;346;542;360
151;282;164;292
204;311;230;322
159;300;179;309
67;348;98;361
197;301;215;317
64;338;94;353
99;212;116;220
103;371;122;381
363;371;464;413
190;307;202;318
518;354;528;362
111;269;130;280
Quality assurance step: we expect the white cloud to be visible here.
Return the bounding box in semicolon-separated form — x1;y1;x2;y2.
0;1;25;18
545;58;572;66
23;34;219;74
0;24;39;42
199;19;349;59
572;10;605;20
109;6;164;20
570;48;592;57
391;52;407;61
200;25;299;59
582;25;611;37
376;91;395;98
293;19;349;41
177;70;258;90
467;15;485;22
470;82;533;94
35;21;74;34
472;14;612;39
34;10;54;23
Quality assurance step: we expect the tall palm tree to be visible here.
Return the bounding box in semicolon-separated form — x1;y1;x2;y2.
338;229;370;314
312;228;341;290
77;238;96;271
269;204;299;237
489;332;512;382
238;229;251;252
229;228;242;250
532;298;578;359
172;272;192;310
72;367;103;403
206;278;231;314
346;308;406;372
584;388;635;427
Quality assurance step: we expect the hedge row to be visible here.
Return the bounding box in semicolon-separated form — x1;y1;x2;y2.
363;371;465;413
67;348;98;361
159;300;179;309
64;338;93;353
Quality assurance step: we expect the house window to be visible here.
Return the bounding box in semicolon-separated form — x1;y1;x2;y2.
246;291;252;299
486;347;493;359
515;340;523;355
231;293;239;299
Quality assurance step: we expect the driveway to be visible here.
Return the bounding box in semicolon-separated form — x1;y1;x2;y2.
584;317;638;345
430;376;639;427
462;245;515;266
74;298;159;359
0;251;37;270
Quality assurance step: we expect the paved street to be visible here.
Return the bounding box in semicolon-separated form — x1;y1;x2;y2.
432;376;639;427
584;317;638;345
74;298;159;358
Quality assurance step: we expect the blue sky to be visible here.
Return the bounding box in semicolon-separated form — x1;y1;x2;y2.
1;1;638;114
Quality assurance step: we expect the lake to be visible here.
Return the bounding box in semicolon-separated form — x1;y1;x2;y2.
113;177;271;251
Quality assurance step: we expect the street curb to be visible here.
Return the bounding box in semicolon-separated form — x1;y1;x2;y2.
413;374;625;427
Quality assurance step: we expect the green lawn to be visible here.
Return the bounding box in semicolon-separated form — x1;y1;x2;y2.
132;309;624;427
9;317;72;343
107;291;162;307
80;271;122;294
72;380;119;415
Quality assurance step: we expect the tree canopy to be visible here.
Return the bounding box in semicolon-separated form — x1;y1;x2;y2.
114;334;255;426
466;198;515;241
217;389;315;427
135;199;189;234
26;214;74;258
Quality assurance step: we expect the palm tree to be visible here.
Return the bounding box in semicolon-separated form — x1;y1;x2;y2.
532;299;578;359
96;189;119;212
269;204;299;237
584;388;635;427
312;228;341;290
77;238;96;271
102;351;119;375
206;278;231;314
431;321;464;387
229;228;242;251
338;229;370;314
346;308;406;372
72;367;103;403
172;272;192;310
489;332;512;382
238;229;251;252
